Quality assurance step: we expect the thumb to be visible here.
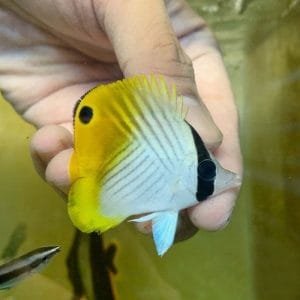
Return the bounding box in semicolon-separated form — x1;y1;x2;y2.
99;0;222;148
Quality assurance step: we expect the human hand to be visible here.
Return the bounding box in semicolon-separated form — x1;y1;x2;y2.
0;0;242;239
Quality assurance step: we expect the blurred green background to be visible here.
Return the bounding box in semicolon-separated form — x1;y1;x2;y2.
1;0;300;299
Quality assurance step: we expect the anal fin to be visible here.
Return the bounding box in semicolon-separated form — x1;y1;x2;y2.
131;211;178;256
152;211;178;256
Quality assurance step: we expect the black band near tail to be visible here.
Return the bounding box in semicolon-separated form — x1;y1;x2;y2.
186;122;216;201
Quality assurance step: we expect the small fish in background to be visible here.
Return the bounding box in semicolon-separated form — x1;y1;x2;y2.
68;75;240;256
1;223;27;261
0;246;60;290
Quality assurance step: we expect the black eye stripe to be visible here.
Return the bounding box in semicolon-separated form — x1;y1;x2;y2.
79;106;93;124
186;122;215;201
186;122;210;161
198;159;216;181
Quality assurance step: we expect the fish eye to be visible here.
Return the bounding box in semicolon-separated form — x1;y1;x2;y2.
42;256;49;264
79;106;93;124
198;159;216;181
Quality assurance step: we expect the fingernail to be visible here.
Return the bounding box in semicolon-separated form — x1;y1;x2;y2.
218;208;234;229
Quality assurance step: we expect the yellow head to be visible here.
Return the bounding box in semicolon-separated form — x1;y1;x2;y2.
68;75;184;233
68;79;138;233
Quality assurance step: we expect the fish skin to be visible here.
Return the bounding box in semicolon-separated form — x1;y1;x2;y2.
0;246;60;290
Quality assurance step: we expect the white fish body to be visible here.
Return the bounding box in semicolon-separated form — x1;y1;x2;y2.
70;76;239;256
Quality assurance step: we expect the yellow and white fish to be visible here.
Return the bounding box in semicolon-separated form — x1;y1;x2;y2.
68;75;239;256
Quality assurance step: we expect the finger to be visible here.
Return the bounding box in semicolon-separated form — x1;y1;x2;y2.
165;0;243;231
30;125;73;191
187;50;242;230
174;210;198;242
134;221;152;235
166;0;238;149
188;189;238;231
45;148;73;195
98;0;222;148
23;83;98;128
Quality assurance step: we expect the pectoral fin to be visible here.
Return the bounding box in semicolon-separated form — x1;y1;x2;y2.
131;211;178;256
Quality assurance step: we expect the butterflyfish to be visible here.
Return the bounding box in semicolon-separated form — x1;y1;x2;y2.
0;246;60;290
68;75;240;256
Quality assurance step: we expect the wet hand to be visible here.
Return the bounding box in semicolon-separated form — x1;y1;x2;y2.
0;0;242;238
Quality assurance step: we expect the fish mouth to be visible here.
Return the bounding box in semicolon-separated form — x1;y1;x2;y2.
43;246;60;260
213;160;242;197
